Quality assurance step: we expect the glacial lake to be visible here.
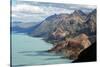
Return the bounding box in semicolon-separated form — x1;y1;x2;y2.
11;33;72;67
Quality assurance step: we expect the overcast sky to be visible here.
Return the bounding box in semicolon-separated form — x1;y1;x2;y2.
12;0;96;23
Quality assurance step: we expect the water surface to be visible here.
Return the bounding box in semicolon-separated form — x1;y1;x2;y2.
12;33;72;67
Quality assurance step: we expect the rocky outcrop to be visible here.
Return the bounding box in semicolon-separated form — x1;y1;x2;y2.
47;33;91;60
52;27;67;40
47;41;66;53
75;34;91;48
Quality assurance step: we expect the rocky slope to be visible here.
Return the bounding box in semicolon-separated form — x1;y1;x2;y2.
47;33;91;60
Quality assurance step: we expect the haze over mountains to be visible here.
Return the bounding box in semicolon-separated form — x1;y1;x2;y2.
11;21;41;33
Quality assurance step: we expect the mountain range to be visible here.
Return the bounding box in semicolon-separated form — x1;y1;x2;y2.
11;9;96;42
30;9;96;41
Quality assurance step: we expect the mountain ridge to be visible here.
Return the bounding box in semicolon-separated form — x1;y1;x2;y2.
31;9;96;40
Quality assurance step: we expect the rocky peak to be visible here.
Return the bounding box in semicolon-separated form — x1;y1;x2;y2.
72;10;86;17
86;9;96;18
45;14;57;21
68;10;87;23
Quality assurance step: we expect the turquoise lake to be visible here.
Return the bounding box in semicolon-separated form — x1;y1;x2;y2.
12;33;72;67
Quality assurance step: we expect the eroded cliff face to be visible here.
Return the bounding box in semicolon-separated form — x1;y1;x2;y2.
62;34;91;59
47;33;91;60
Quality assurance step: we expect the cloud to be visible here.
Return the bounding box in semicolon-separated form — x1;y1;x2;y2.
12;3;74;22
12;13;47;22
12;1;96;22
84;5;96;9
16;0;96;10
12;4;46;22
12;4;44;14
44;6;74;14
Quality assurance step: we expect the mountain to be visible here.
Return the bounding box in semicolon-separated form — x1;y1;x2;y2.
70;10;87;21
32;10;95;37
31;13;69;37
30;9;96;60
12;9;96;41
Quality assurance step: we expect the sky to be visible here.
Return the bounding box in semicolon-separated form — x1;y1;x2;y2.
12;0;96;23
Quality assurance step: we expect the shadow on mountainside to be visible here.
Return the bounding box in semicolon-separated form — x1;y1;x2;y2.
72;42;96;63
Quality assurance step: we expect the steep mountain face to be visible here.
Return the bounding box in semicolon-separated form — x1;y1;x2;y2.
31;13;70;37
69;10;87;22
86;9;96;34
31;9;96;40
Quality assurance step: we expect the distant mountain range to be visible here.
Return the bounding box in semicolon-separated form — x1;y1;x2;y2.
11;21;42;34
11;9;96;41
